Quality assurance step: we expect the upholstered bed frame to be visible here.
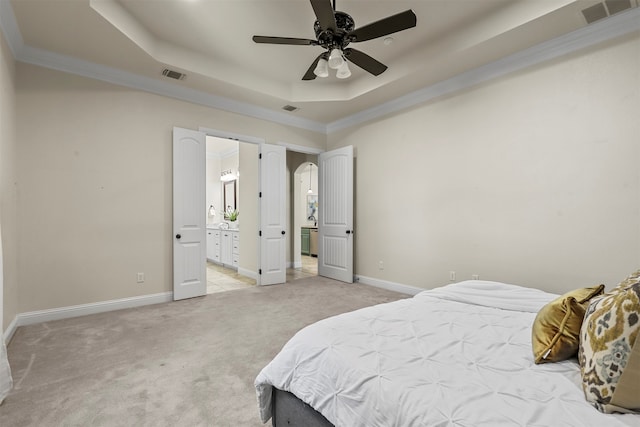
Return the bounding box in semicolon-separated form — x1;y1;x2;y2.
271;388;333;427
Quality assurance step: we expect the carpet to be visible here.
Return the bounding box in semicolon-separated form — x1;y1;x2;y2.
0;276;408;426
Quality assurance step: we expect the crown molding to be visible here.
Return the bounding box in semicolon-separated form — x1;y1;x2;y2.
2;1;638;136
326;7;640;133
0;0;23;57
0;0;326;134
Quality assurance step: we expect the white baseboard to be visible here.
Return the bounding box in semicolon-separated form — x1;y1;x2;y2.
14;292;173;328
292;261;302;269
238;267;257;280
356;275;423;296
3;315;18;344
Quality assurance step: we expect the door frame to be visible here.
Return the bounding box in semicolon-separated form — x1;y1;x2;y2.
277;141;324;274
199;127;264;282
180;128;333;289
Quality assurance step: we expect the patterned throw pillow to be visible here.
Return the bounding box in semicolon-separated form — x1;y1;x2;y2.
611;269;640;293
531;285;605;364
579;281;640;413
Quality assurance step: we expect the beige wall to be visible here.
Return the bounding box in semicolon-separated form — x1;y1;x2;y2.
6;29;640;322
329;34;640;295
0;30;18;333
238;142;258;275
15;63;324;313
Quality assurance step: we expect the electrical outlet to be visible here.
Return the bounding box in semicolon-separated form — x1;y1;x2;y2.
449;271;456;281
379;261;384;270
137;272;145;283
472;274;479;280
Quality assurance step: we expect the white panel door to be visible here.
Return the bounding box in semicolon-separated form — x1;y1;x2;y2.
259;144;286;286
173;127;207;300
318;145;354;283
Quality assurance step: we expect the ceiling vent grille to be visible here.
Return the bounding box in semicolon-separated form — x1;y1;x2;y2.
582;0;634;24
282;105;299;112
162;69;186;80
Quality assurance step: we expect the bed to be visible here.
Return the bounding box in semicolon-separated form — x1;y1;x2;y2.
255;280;640;426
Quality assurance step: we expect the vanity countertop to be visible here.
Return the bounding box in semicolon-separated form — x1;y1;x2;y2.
207;224;238;231
301;226;318;230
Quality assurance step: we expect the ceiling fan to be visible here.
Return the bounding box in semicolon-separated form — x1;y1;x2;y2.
252;0;417;80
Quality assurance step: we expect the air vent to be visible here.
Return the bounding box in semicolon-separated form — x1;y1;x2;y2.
162;69;186;80
582;0;634;23
605;0;632;15
282;105;299;112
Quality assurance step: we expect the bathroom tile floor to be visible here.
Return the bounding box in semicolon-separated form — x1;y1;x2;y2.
206;255;318;294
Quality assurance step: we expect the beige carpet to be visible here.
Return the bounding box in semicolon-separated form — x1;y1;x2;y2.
0;276;408;426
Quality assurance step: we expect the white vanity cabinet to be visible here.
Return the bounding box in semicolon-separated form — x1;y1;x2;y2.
206;228;221;262
207;227;238;269
220;230;233;266
232;232;240;268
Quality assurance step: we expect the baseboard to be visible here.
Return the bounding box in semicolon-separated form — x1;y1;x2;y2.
238;267;257;280
15;292;173;328
3;315;18;344
356;275;424;296
292;261;302;269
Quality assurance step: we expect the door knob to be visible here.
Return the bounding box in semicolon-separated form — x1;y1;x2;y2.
346;230;351;234
281;230;286;235
176;234;181;239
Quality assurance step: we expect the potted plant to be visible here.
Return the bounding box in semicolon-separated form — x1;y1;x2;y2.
224;207;239;228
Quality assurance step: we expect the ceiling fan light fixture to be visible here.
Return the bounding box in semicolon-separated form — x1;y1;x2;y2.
328;48;344;69
336;61;351;79
313;57;329;78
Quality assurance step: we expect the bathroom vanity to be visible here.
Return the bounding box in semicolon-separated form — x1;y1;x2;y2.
301;227;318;257
206;225;239;269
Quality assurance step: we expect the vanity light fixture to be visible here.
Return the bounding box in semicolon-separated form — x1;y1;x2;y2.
307;163;314;194
220;169;236;182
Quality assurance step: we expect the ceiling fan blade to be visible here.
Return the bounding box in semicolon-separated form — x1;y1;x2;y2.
310;0;337;32
302;53;326;80
348;10;417;42
252;36;317;46
344;48;387;76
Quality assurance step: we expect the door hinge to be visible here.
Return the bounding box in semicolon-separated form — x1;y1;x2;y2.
259;230;262;236
259;153;262;159
259;192;262;198
259;269;262;275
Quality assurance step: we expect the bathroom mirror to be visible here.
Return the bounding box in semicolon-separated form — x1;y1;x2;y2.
307;194;318;221
224;180;236;212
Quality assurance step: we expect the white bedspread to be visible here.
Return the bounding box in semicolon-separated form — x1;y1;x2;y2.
255;280;640;426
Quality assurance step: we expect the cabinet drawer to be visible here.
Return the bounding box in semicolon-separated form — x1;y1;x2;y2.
232;254;239;266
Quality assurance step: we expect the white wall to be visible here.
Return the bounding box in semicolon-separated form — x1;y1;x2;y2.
205;154;222;225
0;29;17;333
329;33;640;295
15;63;325;313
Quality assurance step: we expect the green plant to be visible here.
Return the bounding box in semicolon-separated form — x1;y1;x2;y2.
225;208;239;221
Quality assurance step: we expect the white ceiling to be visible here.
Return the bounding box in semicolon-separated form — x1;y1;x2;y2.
5;0;639;129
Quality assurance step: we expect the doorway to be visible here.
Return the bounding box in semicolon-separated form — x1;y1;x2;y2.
287;161;319;281
174;126;353;300
205;135;257;293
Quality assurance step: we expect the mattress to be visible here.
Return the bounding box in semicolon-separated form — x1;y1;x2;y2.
255;280;640;426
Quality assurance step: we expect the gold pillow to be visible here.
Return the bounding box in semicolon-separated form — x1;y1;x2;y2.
532;285;605;364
